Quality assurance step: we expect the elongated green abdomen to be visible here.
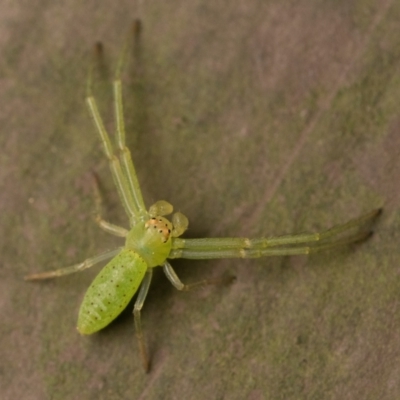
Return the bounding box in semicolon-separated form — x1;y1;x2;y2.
77;249;147;335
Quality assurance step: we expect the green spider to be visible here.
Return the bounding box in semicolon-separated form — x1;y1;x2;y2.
25;23;381;372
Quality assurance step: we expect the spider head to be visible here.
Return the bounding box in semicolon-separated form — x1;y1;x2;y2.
145;217;172;243
147;200;189;238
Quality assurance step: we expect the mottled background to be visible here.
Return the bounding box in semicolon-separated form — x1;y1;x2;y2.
1;1;400;399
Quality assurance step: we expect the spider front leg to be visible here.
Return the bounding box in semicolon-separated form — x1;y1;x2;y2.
112;20;147;221
86;24;147;226
86;93;139;225
112;77;147;221
169;208;381;260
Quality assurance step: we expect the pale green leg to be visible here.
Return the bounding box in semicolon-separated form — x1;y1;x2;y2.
24;248;123;280
169;209;381;260
113;79;147;220
133;269;153;372
169;231;370;259
87;25;149;224
163;261;233;291
92;172;129;237
86;96;138;226
112;22;147;220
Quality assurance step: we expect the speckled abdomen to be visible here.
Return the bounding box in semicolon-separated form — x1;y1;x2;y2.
77;249;147;334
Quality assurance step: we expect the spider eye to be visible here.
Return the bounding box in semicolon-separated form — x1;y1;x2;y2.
145;217;172;242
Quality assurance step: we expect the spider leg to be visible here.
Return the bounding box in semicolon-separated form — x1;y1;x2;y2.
163;261;233;290
91;172;129;237
113;20;147;220
86;92;139;225
86;38;146;225
168;231;371;260
171;208;380;251
133;268;152;373
169;208;381;260
24;248;123;280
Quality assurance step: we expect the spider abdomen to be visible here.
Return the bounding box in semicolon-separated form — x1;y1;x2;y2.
77;249;147;335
